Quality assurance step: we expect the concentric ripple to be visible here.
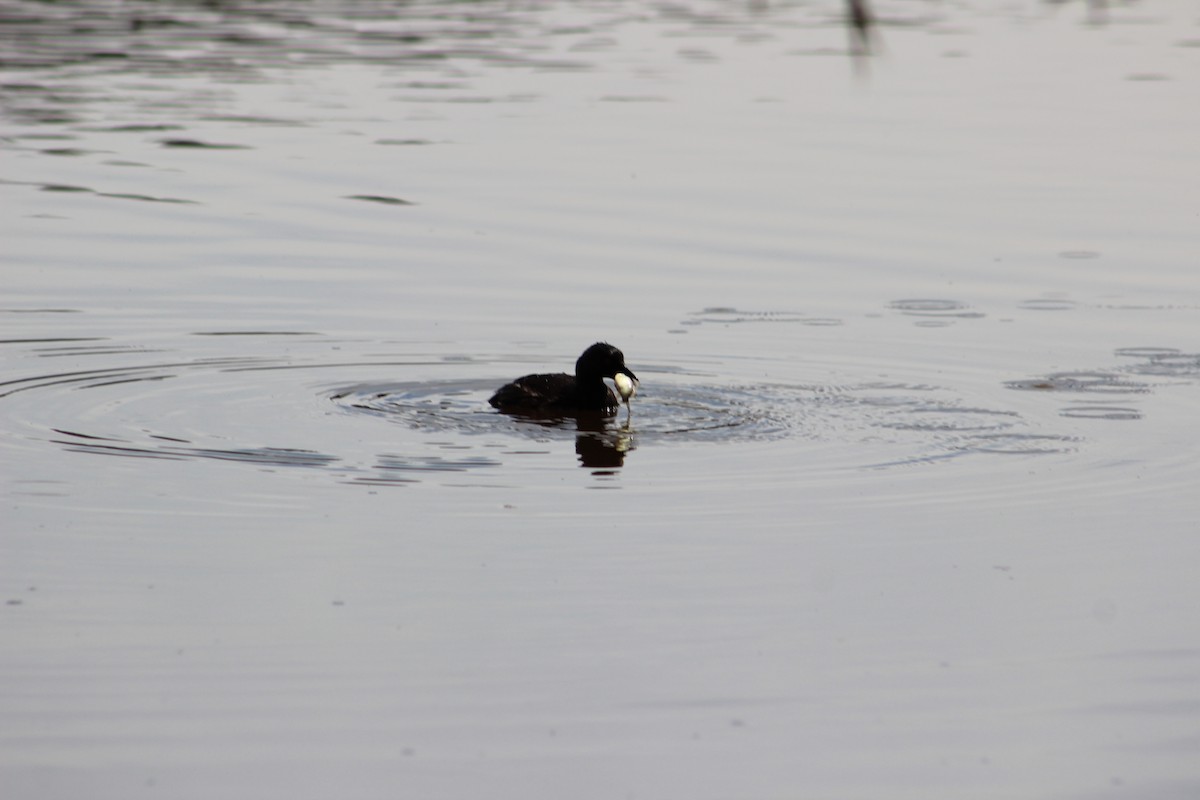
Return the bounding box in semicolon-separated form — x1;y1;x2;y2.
327;375;1080;471
328;380;794;443
0;331;1105;487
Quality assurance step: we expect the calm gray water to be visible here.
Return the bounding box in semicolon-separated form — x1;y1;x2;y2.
3;1;1200;798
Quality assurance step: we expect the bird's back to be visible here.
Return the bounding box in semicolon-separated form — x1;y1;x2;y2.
488;372;575;410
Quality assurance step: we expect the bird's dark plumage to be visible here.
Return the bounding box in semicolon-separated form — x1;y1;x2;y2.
489;342;638;414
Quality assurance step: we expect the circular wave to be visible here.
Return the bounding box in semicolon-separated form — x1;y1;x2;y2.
327;380;795;444
0;334;1108;487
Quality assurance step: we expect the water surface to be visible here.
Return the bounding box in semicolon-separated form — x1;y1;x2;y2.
3;1;1200;798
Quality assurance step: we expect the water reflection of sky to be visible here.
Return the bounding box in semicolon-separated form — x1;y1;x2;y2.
3;2;1200;799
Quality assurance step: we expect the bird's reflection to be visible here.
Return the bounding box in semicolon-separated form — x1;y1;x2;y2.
574;412;635;470
498;409;636;470
846;0;874;55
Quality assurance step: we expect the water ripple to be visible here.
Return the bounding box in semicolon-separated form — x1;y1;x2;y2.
2;327;1140;489
329;379;792;444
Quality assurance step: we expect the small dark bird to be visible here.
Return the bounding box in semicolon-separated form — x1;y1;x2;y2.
489;342;638;414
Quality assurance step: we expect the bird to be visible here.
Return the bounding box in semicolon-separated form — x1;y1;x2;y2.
489;342;638;414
